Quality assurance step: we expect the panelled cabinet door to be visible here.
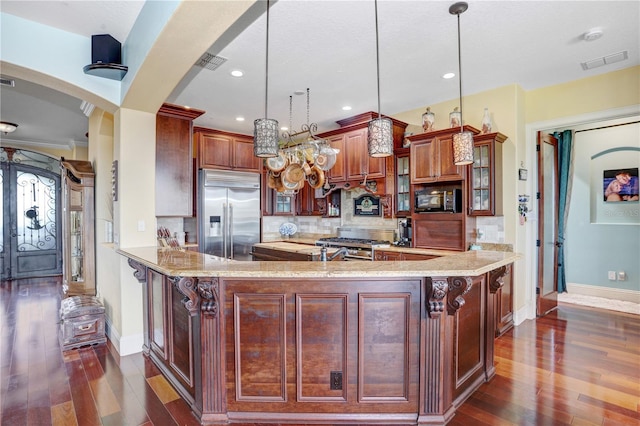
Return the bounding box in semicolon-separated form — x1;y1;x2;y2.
410;139;436;183
436;136;465;181
156;115;193;216
327;135;347;182
156;104;204;217
200;133;233;169
232;136;262;171
345;129;368;180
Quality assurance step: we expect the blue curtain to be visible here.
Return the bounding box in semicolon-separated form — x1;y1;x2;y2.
554;130;572;293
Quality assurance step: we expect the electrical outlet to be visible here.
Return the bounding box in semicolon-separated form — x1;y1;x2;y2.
618;271;627;281
330;371;343;390
608;271;617;280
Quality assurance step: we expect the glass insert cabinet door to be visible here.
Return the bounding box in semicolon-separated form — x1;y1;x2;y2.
396;155;410;215
468;133;506;216
61;159;95;296
471;144;491;213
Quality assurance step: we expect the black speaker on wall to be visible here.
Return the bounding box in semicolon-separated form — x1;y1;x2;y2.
83;34;128;81
91;34;122;64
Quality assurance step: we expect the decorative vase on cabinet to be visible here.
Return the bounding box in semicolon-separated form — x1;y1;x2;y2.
61;159;96;297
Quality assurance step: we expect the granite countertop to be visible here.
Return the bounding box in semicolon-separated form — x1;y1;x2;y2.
118;246;520;279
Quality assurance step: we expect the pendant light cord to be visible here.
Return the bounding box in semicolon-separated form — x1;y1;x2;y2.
456;10;463;133
374;0;381;121
264;0;271;119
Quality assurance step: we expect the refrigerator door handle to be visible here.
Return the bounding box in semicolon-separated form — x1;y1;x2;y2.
222;202;228;258
229;203;234;258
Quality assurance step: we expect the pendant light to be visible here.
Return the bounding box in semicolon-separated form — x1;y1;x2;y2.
450;2;474;166
367;0;393;158
254;0;279;158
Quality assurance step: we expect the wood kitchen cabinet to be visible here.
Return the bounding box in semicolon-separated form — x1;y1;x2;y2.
156;103;204;217
408;126;479;184
468;132;507;216
318;112;407;186
146;269;196;397
412;213;466;251
61;159;95;297
493;263;514;337
296;185;324;216
324;129;384;182
195;127;262;172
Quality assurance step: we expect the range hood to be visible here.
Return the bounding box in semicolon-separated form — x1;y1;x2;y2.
83;34;128;81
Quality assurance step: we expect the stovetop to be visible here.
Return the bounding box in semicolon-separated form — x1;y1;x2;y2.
315;237;391;249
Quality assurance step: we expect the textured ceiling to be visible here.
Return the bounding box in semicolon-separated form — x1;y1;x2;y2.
1;0;639;149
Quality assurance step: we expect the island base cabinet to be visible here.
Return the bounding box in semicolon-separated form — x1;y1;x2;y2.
127;258;506;425
222;278;421;418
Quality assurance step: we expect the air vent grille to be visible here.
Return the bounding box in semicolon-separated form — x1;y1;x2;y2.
581;50;628;70
195;53;227;71
0;77;15;87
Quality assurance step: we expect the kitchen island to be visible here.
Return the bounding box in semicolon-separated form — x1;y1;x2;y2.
119;247;518;425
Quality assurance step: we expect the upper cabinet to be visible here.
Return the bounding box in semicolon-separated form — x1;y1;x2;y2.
156;103;205;217
468;132;507;216
61;159;95;297
408;126;479;184
195;128;262;172
318;112;407;187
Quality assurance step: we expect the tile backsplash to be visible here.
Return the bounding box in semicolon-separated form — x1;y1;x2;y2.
263;187;398;240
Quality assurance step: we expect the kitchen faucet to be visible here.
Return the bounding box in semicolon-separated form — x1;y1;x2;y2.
320;246;349;262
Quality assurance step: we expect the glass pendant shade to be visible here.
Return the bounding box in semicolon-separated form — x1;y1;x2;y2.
253;118;279;157
453;130;474;165
367;117;393;157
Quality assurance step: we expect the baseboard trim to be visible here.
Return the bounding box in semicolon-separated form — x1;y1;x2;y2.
105;317;144;356
566;282;640;303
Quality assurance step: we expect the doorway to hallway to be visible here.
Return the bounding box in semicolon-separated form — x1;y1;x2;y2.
0;148;62;281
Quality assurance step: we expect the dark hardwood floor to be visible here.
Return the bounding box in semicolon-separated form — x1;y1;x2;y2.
1;277;638;425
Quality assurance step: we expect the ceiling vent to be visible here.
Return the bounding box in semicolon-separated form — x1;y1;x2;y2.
195;53;227;71
581;50;628;70
0;77;15;87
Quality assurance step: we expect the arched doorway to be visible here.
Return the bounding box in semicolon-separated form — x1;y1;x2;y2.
1;148;62;281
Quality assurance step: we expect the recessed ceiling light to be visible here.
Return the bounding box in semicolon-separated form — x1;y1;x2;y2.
342;106;352;111
236;116;245;122
230;70;244;77
294;90;305;95
442;72;455;79
280;126;289;131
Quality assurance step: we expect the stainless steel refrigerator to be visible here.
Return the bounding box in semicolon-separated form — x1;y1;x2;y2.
198;169;261;260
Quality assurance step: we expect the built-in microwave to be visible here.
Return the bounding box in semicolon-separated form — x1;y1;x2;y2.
415;188;462;213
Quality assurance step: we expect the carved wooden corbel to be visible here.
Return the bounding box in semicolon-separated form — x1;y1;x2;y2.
197;278;220;317
127;258;147;283
426;277;449;317
488;264;511;294
173;276;200;316
447;276;473;315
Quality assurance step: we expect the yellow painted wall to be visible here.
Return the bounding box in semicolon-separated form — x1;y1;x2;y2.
526;66;640;123
393;65;640;317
